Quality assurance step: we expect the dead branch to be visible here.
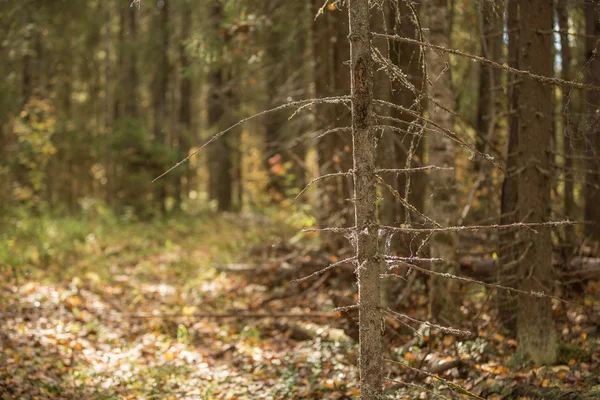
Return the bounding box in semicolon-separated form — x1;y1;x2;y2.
388;260;566;303
373;33;600;91
376;166;454;174
290;256;357;284
385;358;485;400
296;171;353;199
154;96;351;182
384;377;452;399
373;99;502;170
380;220;577;234
383;308;471;336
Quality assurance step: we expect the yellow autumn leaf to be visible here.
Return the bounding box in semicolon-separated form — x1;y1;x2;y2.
182;306;197;316
443;335;455;346
64;295;82;309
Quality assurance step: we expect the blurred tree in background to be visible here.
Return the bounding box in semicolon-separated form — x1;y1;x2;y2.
0;0;596;239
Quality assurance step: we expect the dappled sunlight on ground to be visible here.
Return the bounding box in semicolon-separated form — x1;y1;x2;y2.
1;214;600;399
0;215;359;399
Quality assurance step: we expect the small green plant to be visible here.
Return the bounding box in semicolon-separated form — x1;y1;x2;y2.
557;343;591;364
507;351;531;369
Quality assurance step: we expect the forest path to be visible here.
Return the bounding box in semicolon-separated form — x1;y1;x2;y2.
0;213;357;399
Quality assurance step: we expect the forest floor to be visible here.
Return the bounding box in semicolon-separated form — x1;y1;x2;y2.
1;208;600;399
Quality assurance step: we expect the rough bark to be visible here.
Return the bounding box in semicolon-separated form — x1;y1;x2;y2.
497;0;520;334
557;0;575;255
422;0;460;324
515;0;557;364
584;2;600;242
312;1;353;251
348;1;382;398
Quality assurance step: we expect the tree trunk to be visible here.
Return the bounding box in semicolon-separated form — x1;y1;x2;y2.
476;1;502;155
497;0;520;334
422;0;460;324
113;4;124;122
557;0;575;256
126;5;138;119
175;1;193;209
473;0;503;221
381;0;425;230
22;32;33;107
152;0;170;213
264;25;289;200
375;0;425;310
348;1;381;398
312;1;353;251
207;0;234;212
263;1;307;201
584;2;600;242
113;4;139;211
109;3;127;208
515;0;557;365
